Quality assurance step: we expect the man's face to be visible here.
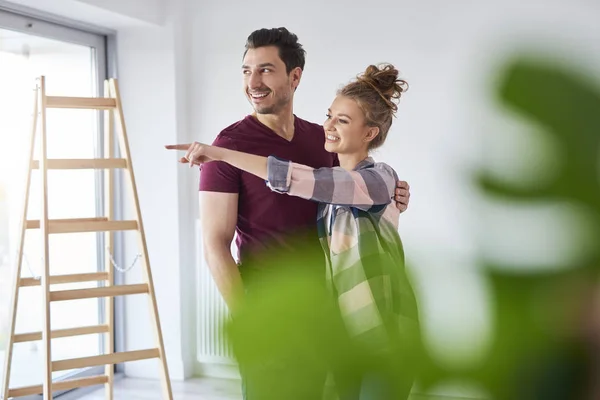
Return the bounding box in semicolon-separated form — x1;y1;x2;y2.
242;46;300;115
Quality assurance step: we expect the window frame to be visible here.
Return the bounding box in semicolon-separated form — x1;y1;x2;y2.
0;6;124;399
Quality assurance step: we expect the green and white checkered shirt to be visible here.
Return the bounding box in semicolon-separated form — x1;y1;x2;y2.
267;155;419;354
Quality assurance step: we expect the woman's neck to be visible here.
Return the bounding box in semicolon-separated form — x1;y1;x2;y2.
338;151;369;171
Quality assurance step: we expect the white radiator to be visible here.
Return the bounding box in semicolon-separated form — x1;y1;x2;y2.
195;219;236;365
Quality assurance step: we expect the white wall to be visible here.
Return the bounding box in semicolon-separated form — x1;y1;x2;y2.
75;0;165;26
109;0;197;381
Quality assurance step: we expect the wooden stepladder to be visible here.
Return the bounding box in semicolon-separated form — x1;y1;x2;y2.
1;77;173;399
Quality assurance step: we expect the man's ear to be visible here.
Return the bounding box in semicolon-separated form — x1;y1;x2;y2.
291;67;303;91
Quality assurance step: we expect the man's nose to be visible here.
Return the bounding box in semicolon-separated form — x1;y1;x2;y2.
248;72;262;89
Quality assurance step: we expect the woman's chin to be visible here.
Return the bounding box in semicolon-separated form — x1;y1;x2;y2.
324;142;338;153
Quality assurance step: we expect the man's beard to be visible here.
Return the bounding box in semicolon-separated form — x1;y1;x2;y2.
255;104;277;114
253;94;289;115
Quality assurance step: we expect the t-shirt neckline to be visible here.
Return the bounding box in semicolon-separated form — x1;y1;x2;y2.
247;114;299;144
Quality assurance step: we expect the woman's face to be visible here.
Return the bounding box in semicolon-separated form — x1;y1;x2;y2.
323;95;378;154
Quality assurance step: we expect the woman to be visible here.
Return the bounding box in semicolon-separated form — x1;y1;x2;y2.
178;63;420;399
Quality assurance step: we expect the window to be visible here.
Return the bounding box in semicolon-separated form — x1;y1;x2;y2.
0;8;110;398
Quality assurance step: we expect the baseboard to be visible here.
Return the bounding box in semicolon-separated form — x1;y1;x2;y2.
194;360;241;380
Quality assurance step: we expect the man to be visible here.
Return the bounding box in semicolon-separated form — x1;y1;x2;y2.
167;27;410;399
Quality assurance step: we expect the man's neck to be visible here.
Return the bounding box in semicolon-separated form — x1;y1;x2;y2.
253;110;295;141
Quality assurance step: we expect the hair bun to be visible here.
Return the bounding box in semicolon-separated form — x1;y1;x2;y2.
358;63;408;113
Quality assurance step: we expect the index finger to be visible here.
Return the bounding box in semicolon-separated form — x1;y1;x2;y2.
164;144;191;150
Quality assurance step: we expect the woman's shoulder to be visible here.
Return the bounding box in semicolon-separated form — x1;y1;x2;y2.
363;159;399;180
372;160;396;171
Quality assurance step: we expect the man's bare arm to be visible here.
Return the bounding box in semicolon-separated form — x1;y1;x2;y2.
200;192;244;312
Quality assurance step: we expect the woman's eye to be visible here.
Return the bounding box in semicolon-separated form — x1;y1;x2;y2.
325;114;332;119
339;119;348;124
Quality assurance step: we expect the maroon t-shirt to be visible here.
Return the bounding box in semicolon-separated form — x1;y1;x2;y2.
199;115;337;265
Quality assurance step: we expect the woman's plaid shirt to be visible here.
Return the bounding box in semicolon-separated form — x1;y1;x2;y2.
266;155;419;354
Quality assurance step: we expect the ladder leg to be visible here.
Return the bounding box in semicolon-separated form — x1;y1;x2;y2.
39;76;53;400
103;80;115;400
2;77;40;400
109;79;174;400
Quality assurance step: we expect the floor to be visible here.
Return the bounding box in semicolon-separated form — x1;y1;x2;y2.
77;377;242;400
75;377;471;400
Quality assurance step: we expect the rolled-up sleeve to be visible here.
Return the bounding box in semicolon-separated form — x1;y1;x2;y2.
266;156;293;192
266;156;397;211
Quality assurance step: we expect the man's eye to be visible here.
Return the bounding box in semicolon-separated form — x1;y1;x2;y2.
261;68;271;73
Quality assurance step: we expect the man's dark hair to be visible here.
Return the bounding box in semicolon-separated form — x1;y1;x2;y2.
244;27;306;74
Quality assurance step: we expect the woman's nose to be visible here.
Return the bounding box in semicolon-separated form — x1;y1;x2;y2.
324;118;335;131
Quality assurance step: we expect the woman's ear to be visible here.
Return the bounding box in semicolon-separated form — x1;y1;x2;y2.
364;126;380;143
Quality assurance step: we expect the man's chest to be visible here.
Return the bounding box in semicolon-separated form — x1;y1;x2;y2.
237;136;334;196
240;132;332;166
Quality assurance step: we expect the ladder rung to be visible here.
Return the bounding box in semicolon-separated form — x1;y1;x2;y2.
46;96;116;109
53;349;160;371
32;158;127;169
19;272;109;287
14;324;110;343
50;283;149;302
26;218;138;234
7;374;108;397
